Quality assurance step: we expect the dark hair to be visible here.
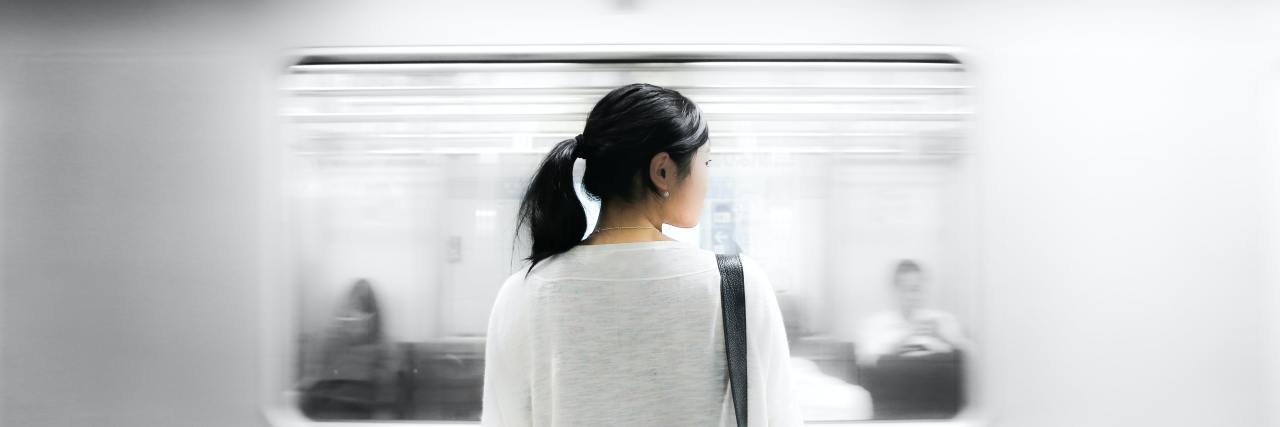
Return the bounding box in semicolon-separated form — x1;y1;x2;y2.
892;259;923;287
895;259;922;275
514;83;710;276
342;278;382;343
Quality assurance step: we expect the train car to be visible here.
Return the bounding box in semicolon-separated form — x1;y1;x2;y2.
272;45;977;425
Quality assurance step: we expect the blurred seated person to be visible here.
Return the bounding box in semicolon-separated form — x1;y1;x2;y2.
299;279;396;419
856;260;968;367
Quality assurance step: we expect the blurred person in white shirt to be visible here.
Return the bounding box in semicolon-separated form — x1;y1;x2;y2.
856;260;968;366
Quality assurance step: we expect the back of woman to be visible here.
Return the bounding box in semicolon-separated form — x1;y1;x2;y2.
481;83;803;426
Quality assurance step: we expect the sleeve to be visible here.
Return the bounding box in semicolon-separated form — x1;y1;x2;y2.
936;311;970;351
740;254;806;426
480;271;532;427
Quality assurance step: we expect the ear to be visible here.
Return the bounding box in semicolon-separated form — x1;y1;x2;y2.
648;151;672;193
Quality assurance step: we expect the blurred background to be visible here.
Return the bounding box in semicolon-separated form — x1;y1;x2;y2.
3;1;1280;427
280;53;974;423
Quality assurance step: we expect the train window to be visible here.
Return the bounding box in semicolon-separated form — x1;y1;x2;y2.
268;46;979;425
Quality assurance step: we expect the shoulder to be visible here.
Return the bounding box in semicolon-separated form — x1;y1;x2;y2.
711;252;772;300
734;252;784;329
492;265;535;316
486;266;538;354
736;252;768;286
737;252;776;302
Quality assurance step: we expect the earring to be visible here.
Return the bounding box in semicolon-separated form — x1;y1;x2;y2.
662;191;670;198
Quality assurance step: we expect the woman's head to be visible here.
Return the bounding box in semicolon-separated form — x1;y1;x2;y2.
515;83;711;274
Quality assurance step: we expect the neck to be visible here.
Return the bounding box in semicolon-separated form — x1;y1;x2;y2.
584;199;670;244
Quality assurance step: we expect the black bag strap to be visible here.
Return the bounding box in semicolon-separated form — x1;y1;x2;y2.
716;253;747;427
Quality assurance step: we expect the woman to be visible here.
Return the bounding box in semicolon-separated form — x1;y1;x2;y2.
481;83;803;426
300;279;395;420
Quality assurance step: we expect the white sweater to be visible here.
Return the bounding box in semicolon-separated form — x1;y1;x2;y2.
481;240;805;427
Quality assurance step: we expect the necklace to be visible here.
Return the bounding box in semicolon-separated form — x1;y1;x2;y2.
590;225;659;234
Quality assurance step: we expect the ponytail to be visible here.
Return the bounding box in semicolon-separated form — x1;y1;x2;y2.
515;135;588;277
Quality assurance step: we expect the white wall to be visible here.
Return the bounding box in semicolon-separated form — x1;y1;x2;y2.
2;1;1278;426
1263;67;1280;427
0;53;269;426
